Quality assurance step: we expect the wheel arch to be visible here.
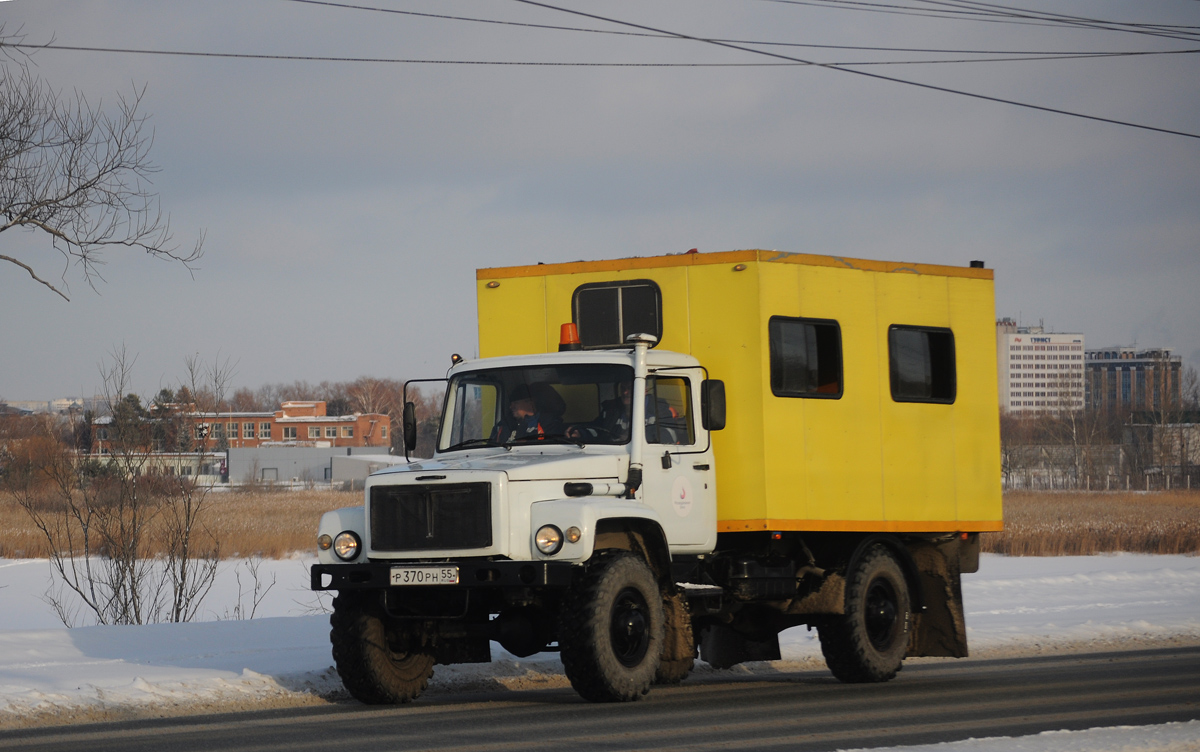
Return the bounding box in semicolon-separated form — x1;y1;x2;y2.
594;517;672;587
844;534;925;613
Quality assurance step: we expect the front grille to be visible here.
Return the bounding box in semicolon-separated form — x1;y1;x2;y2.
369;483;492;551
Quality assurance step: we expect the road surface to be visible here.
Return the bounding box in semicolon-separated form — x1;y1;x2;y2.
4;646;1198;752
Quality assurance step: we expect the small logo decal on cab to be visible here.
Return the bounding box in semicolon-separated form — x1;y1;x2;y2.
672;476;693;517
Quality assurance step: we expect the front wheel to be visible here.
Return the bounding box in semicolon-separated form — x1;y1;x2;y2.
560;551;666;702
818;544;911;683
329;592;436;704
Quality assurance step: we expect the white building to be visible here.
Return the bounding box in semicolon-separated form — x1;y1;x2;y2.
996;319;1085;414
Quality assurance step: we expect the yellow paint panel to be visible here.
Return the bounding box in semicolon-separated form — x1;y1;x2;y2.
792;264;885;523
876;273;957;523
478;277;547;357
758;264;809;523
948;277;1004;523
687;262;766;524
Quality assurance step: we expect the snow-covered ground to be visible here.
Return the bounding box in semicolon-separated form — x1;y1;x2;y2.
839;722;1200;752
2;553;1199;749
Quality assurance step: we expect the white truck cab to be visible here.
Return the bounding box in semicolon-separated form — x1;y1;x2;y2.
316;340;721;566
312;335;726;702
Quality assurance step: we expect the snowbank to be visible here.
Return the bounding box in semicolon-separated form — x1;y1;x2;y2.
839;721;1200;752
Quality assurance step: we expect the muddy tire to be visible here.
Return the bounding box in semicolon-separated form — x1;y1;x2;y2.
560;551;665;702
330;592;435;704
818;545;911;683
655;589;695;685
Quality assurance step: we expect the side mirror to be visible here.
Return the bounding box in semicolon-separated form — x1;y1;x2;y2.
402;401;418;452
701;379;726;431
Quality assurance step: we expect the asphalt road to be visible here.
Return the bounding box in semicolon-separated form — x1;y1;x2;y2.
4;646;1198;752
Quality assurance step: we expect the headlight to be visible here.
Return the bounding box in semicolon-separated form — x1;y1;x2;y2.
318;534;332;551
535;525;563;555
333;531;361;561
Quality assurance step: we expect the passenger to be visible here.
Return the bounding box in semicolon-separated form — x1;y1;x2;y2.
568;382;633;442
599;381;633;439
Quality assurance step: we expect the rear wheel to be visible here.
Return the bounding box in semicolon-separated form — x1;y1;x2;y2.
818;545;911;683
330;592;435;704
560;551;665;702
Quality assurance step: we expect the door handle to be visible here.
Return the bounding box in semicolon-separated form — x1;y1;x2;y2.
692;464;710;471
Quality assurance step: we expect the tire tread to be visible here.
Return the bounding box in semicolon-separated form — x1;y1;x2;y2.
559;550;665;702
330;592;435;704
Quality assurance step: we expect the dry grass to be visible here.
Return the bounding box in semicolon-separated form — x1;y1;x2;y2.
4;488;1198;560
201;488;361;558
0;488;357;560
983;490;1200;556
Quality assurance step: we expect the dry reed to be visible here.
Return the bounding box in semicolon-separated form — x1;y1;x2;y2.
982;490;1200;556
0;487;357;559
4;489;1198;560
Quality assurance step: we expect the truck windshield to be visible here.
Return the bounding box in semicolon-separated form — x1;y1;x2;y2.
438;364;634;451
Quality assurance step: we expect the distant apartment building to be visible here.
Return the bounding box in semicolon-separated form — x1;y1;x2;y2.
2;397;102;415
93;400;390;455
1085;346;1182;413
996;318;1085;414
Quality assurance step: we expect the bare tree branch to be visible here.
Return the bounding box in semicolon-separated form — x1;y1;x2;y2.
0;29;203;300
0;251;68;299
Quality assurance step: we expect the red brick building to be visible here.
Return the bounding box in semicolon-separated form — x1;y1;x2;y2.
93;400;390;454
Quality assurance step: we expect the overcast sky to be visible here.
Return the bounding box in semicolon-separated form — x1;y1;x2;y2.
1;0;1197;402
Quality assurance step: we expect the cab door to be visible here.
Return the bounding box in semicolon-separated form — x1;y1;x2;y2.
639;373;716;551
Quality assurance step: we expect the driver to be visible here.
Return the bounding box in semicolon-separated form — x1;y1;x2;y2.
493;384;564;443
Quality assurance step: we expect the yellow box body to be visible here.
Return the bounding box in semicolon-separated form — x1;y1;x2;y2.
477;250;1003;534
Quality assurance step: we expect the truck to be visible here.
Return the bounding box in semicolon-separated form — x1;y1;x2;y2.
310;249;1003;703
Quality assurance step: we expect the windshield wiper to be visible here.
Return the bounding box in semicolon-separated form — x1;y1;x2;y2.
505;433;585;448
448;438;495;451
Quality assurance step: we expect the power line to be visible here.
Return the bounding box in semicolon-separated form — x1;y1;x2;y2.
10;41;1194;68
6;6;1194;136
912;0;1200;36
508;0;1200;140
0;43;798;65
760;0;1200;41
284;0;1199;57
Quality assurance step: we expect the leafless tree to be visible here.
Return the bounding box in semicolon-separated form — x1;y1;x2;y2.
0;35;203;301
155;353;235;622
223;558;276;621
1154;358;1194;485
226;387;264;413
9;345;164;625
347;377;395;416
1046;404;1112;487
5;346;229;626
1184;366;1200;411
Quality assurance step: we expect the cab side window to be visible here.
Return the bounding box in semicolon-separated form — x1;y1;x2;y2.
646;376;694;445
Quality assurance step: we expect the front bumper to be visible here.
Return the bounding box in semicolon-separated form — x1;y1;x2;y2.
311;559;576;591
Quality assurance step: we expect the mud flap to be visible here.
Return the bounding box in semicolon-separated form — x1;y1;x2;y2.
699;623;781;669
661;591;696;665
434;636;492;665
907;540;970;658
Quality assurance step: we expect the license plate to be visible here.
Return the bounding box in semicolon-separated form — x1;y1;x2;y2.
390;566;459;586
